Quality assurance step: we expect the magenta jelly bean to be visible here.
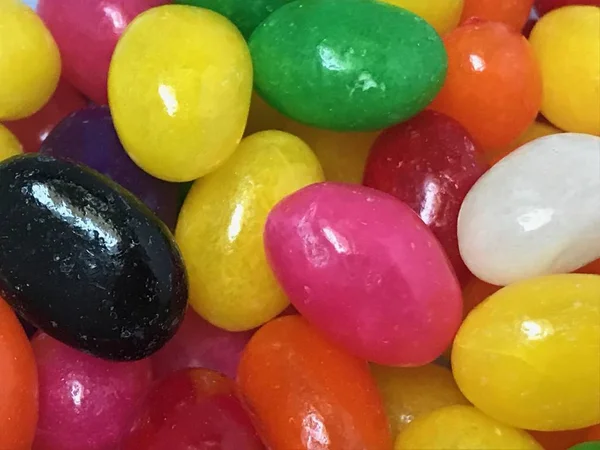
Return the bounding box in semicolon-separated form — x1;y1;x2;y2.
264;182;462;366
32;332;152;450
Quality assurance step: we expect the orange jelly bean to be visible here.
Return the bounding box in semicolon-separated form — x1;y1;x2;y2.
529;428;592;450
588;424;600;440
460;0;534;31
431;21;542;151
0;296;38;450
237;315;393;450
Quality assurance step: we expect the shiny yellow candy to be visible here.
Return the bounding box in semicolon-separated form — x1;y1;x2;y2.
453;274;600;431
381;0;464;35
0;124;22;161
529;6;600;135
108;5;253;182
371;364;469;438
175;130;324;331
0;1;60;120
395;405;543;450
488;121;561;165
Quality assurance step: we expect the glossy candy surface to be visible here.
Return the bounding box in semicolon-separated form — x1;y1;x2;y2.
569;443;600;450
529;6;600;135
237;315;393;450
489;120;561;165
0;1;60;120
530;429;594;450
458;133;600;285
250;0;447;131
108;5;253;182
0;296;37;450
40;105;179;229
264;182;462;365
32;332;152;450
431;21;542;151
38;0;168;104
124;369;264;450
0;155;188;360
176;131;324;331
363;111;487;284
395;405;543;449
460;0;534;31
380;0;464;34
453;274;600;430
0;124;23;162
535;0;600;16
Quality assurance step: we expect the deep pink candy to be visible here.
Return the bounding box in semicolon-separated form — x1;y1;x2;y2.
264;182;462;366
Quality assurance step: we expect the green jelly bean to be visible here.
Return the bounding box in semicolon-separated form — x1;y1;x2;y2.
249;0;448;131
569;443;600;450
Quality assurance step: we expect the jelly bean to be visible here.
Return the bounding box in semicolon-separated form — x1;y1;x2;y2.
431;21;542;151
151;309;253;380
530;428;593;450
38;0;168;104
123;369;264;450
529;6;600;135
578;259;600;275
488;120;561;165
40;105;179;229
395;405;543;450
371;364;469;437
0;124;23;162
0;296;37;450
460;0;534;31
453;274;600;430
458;133;600;285
176;131;323;331
381;0;464;34
264;182;462;365
589;426;600;440
32;332;152;450
0;155;187;360
237;315;392;450
250;0;447;131
535;0;600;16
108;5;253;182
569;443;600;450
3;79;87;153
363;110;488;284
0;1;60;120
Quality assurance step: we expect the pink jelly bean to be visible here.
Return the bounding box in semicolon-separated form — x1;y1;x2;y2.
38;0;168;104
264;182;462;366
32;332;152;450
151;309;253;380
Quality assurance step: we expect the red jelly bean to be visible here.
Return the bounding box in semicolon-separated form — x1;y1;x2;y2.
123;369;264;450
363;110;488;284
38;0;168;104
237;315;393;450
32;332;152;450
461;0;535;31
535;0;600;16
0;296;37;450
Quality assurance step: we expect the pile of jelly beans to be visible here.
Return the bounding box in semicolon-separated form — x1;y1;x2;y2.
0;0;599;449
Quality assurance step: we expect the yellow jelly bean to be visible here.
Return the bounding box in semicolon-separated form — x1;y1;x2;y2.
176;130;324;331
529;6;600;135
395;405;543;450
108;5;253;182
0;124;22;161
0;2;60;120
453;274;600;431
381;0;464;35
371;364;470;438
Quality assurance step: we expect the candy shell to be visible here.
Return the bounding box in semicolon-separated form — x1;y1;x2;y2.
0;124;23;162
381;0;464;34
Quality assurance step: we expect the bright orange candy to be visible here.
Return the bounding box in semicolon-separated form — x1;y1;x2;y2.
237;315;393;450
431;21;542;152
460;0;534;31
529;428;592;450
0;296;38;450
488;120;561;164
588;424;600;440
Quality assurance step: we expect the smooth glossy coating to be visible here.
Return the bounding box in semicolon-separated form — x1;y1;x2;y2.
108;5;253;182
371;364;469;437
32;332;152;450
381;0;464;34
453;274;600;430
176;131;323;331
460;0;534;30
250;0;447;131
237;315;393;450
535;0;600;15
124;369;264;450
395;405;543;450
589;426;600;440
363;111;487;284
0;155;188;360
264;182;462;365
0;1;60;120
458;133;600;285
0;124;23;162
151;309;253;380
0;296;37;450
489;120;561;165
3;79;87;153
569;443;600;450
431;21;542;151
529;6;600;135
530;429;593;450
40;105;179;229
38;0;168;104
